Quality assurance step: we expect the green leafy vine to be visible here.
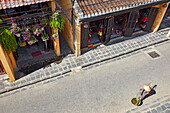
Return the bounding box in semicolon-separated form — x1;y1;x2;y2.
0;27;18;54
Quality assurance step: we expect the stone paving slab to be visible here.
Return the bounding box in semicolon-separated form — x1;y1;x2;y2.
126;95;170;113
0;28;170;95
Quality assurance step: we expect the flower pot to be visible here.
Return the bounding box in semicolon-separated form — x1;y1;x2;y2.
44;40;49;52
44;48;49;52
18;41;26;47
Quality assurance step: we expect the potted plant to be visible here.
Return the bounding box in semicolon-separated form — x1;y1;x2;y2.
32;25;44;36
27;35;38;46
18;40;26;47
9;23;20;34
22;28;31;41
51;32;58;40
40;18;49;27
41;34;49;51
49;10;65;32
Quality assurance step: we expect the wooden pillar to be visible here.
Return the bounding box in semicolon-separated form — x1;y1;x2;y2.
8;52;17;69
0;44;15;82
151;3;169;32
51;0;60;56
75;22;81;56
53;29;60;56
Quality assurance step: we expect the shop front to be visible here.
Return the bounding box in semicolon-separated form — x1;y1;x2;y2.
73;0;169;56
0;0;67;81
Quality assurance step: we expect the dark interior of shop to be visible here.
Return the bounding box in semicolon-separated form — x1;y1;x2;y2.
87;7;152;47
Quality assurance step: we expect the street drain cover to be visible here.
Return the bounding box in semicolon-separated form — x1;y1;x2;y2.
148;51;160;58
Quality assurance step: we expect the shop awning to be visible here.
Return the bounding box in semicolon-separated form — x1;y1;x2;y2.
73;0;169;22
0;0;51;10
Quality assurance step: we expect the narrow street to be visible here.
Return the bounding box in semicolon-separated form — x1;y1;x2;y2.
0;40;170;113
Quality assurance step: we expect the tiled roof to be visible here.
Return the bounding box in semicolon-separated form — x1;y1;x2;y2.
0;0;51;10
73;0;165;20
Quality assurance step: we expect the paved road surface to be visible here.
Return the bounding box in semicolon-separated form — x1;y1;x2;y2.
0;41;170;113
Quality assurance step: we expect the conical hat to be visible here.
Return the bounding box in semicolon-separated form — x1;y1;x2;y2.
144;85;151;92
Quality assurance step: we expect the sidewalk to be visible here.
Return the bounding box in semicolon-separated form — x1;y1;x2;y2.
0;27;170;95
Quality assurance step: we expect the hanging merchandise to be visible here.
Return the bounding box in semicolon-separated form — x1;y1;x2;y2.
98;22;103;37
141;13;148;23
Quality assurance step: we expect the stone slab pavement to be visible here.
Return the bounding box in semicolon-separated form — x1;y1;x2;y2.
126;95;170;113
0;27;170;95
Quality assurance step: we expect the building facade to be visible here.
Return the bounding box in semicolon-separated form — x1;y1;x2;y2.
72;0;169;56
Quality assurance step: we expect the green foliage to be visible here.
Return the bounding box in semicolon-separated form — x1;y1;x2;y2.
49;11;65;32
0;27;18;54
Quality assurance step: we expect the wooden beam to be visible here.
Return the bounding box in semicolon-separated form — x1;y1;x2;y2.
51;0;60;56
51;0;56;11
0;44;15;82
151;3;169;32
74;22;81;56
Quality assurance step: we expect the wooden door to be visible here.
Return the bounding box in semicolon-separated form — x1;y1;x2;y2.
124;11;139;37
0;61;6;75
81;23;89;49
144;7;159;32
104;17;114;44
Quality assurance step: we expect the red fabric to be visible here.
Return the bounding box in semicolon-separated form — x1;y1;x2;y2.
99;28;103;32
32;51;42;57
0;0;51;9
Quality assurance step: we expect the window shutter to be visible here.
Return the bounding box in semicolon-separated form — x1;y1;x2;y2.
104;17;114;44
81;23;89;49
124;11;139;37
144;7;159;32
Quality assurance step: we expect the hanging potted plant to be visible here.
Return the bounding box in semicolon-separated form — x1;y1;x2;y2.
51;32;58;40
32;25;44;36
22;28;31;41
49;10;65;32
40;18;49;27
27;35;38;46
41;34;49;51
9;23;20;34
